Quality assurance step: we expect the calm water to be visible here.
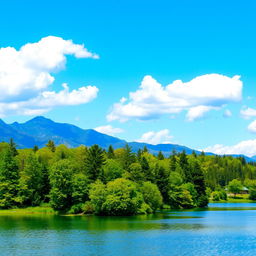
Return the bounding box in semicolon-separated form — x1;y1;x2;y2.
1;203;256;256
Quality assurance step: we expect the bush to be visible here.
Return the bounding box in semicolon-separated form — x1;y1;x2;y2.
219;190;227;200
83;201;94;214
68;203;84;214
141;181;163;212
137;202;152;214
249;188;256;200
197;195;209;207
212;191;220;201
89;178;144;216
168;186;194;209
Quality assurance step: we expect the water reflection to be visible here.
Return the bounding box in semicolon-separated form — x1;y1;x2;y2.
1;203;256;256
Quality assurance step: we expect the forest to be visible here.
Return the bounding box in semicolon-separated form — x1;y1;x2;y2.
0;139;256;216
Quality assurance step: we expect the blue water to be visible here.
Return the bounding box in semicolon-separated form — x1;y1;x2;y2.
1;203;256;256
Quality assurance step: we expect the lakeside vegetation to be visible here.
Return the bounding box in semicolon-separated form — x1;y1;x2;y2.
1;139;256;216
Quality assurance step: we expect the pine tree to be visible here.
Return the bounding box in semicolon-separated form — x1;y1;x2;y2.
0;148;20;208
33;145;39;152
19;154;44;206
137;149;142;161
190;159;208;207
179;150;192;182
122;144;136;171
157;151;164;160
9;138;18;156
46;140;56;152
192;150;197;158
142;146;148;153
140;156;152;181
169;154;176;172
107;145;115;159
156;165;170;203
85;145;106;181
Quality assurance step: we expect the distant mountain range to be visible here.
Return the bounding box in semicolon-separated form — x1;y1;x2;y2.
0;116;254;162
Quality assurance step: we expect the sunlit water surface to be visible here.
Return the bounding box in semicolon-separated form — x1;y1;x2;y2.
1;203;256;256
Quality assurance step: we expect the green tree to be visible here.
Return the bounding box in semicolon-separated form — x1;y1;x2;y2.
189;159;208;207
168;186;194;209
84;145;106;181
103;159;123;181
9;138;18;156
249;188;256;200
121;144;136;171
179;151;191;182
157;151;164;160
102;178;143;216
0;148;20;208
107;145;115;159
126;162;144;182
49;159;73;210
141;181;163;212
71;173;89;204
140;156;152;181
156;166;170;203
89;180;106;214
46;140;56;152
169;153;177;172
19;153;44;206
33;145;39;152
228;179;243;197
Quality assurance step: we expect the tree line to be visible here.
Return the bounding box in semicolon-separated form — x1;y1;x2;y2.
0;139;255;215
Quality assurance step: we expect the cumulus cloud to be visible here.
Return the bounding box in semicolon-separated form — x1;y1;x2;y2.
204;140;256;157
248;120;256;133
240;107;256;119
0;83;98;117
186;106;217;121
136;129;173;145
94;125;124;136
223;109;232;118
107;74;242;122
0;36;99;116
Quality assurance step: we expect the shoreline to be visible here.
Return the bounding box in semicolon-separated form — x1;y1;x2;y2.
1;200;256;216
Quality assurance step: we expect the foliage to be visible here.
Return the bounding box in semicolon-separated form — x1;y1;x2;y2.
0;141;256;214
228;179;243;197
84;145;106;181
141;181;163;212
249;188;256;200
49;159;74;210
90;178;143;216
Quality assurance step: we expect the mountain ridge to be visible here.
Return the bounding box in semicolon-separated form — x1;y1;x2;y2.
0;116;254;161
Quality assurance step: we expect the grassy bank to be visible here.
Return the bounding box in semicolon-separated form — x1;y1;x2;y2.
0;205;56;215
210;194;256;203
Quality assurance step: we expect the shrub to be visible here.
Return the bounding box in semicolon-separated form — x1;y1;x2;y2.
83;201;94;214
249;188;256;200
68;203;84;214
212;191;220;201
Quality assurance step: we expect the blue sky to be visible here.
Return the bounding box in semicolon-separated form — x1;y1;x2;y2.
1;0;256;156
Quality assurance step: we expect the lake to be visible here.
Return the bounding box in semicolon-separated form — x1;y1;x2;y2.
1;203;256;256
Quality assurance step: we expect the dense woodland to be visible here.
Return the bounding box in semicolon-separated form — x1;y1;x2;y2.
0;139;256;215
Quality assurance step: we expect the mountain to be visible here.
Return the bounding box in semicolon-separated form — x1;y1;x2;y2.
0;116;198;155
0;116;254;161
9;116;126;149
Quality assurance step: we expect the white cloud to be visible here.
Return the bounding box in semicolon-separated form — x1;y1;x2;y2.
240;107;256;119
186;106;217;121
0;36;99;116
223;109;232;118
0;83;98;117
248;120;256;133
94;125;124;136
136;129;173;145
204;140;256;157
107;74;242;122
